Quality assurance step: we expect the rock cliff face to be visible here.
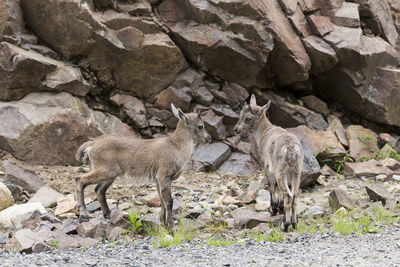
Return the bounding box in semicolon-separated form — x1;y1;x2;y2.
1;0;400;183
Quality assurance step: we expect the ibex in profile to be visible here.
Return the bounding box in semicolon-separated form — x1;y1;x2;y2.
75;104;211;229
234;95;304;231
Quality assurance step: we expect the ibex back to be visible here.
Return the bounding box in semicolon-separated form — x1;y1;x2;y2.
75;104;211;229
234;94;304;231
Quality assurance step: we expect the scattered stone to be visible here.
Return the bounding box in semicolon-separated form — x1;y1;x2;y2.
376;174;388;182
300;95;329;116
28;186;63;208
392;175;400;182
238;190;258;204
222;195;240;206
332;2;360;28
378;133;398;148
307;15;334;36
109;209;130;228
201;109;227;140
231;207;278;229
87;201;101;213
54;194;77;216
365;184;391;205
329;188;355;211
322;165;338;177
119;202;130;211
316;176;328;187
299;139;322;187
3;161;44;193
218;153;258;176
5;228;45;253
62;221;79;235
379;158;400;171
0;202;46;231
302;206;324;218
77;220;98;238
142;193;161;208
345;160;399;179
327;115;349;147
0;182;13;212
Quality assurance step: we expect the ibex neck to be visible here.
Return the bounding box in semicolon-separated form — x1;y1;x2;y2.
170;120;193;150
254;113;273;146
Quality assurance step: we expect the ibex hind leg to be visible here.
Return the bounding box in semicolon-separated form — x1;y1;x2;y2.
158;175;174;231
77;170;114;222
96;180;115;220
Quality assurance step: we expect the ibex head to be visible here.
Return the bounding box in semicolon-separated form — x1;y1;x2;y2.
234;94;271;136
171;104;212;143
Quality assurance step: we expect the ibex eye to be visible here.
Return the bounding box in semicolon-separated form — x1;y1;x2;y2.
245;117;251;122
198;125;203;130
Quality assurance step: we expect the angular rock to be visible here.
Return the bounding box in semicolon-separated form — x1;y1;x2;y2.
302;205;324;218
300;95;329;116
77;221;98;238
220;83;249;109
109;209;130;228
154;86;192;112
0;42;90;100
0;92;135;165
365;184;391;205
346;125;378;161
3;161;44;193
378;133;398;148
288;4;312;38
307;15;334;36
261;90;328;130
61;221;79;235
344;160;399;178
0;202;46;231
191;86;214;107
331;2;360;28
238;190;258;204
279;0;298;14
288;125;346;163
0;0;24;42
222;195;240;206
329;188;355;211
159;0;275;88
28;186;63;208
299;139;322;188
110;93;148;129
192;142;231;172
21;0;187;98
200;110;227;140
218;153;258;176
359;0;398;46
231;207;276;229
302;36;338;74
142;193;161;208
327;115;348;147
379;158;400;171
54;194;76;216
101;10;162;34
5;228;45;253
0;182;13;212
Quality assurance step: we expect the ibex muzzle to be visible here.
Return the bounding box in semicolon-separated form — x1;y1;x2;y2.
75;104;211;230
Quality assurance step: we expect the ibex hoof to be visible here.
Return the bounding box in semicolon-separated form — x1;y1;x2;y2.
79;214;90;223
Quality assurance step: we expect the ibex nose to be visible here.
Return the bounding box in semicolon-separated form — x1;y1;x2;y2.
206;135;212;143
234;127;241;135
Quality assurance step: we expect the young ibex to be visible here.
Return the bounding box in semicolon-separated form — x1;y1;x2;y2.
75;104;211;229
234;95;304;231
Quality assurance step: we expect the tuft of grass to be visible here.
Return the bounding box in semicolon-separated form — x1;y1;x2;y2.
106;241;117;248
374;205;398;225
49;240;59;249
149;210;194;248
333;153;354;175
250;224;285;242
124;210;143;234
206;238;237;247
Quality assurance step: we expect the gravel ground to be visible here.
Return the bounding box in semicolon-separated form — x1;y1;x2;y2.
2;227;400;267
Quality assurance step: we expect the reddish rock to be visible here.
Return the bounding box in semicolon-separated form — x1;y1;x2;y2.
307;15;334;36
154;86;192;112
346;125;378;162
365;184;391;205
331;2;360;28
329;188;355;211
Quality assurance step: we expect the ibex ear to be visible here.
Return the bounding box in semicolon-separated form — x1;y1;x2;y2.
171;103;189;125
260;100;271;115
249;94;257;108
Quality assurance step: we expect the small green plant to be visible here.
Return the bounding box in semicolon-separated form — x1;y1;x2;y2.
49;240;59;249
124;210;143;234
106;241;117;248
296;219;319;236
333;153;354;175
374;205;398;225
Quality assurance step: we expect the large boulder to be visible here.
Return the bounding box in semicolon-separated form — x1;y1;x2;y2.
0;0;25;42
346;125;379;161
158;0;276;88
0;42;90;100
259;90;328;130
20;0;187;98
0;91;135;165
